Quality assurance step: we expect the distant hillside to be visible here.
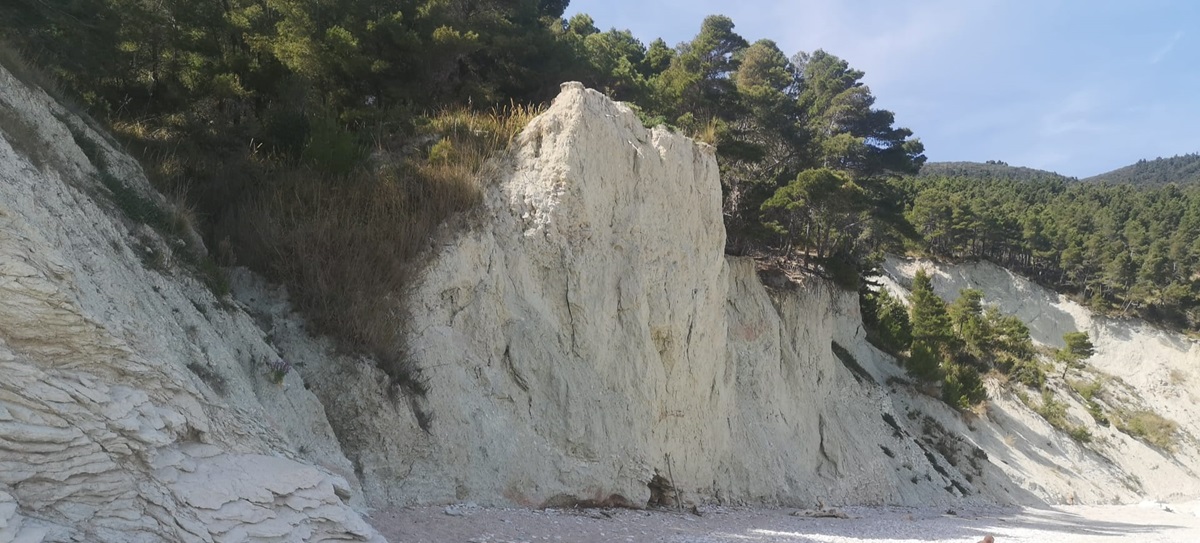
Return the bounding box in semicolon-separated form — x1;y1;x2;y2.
918;161;1076;183
1084;153;1200;186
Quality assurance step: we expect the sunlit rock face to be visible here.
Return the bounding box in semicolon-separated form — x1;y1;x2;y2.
0;62;382;542
376;83;1023;508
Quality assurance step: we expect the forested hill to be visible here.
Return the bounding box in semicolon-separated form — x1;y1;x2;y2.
902;170;1200;333
1083;153;1200;187
918;161;1075;183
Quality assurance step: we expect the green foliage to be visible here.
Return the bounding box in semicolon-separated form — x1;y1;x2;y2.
761;168;867;266
1113;409;1179;451
1008;360;1046;388
884;279;1045;408
1062;331;1095;360
918;161;1075;184
941;361;986;409
301;115;365;175
909;269;955;350
1057;331;1095;377
5;3;931;412
860;287;912;356
895;172;1200;333
906;339;942;383
1068;378;1110;426
1084;154;1200;187
1031;389;1092;444
99;170;172;229
948;289;986;352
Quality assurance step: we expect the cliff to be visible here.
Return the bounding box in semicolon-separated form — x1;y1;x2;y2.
280;83;1027;508
0;63;382;541
3;67;1198;542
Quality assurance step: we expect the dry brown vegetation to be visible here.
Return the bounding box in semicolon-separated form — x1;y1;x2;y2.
233;104;542;408
2;42;546;420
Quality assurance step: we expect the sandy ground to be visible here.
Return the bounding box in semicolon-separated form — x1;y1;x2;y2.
368;502;1200;543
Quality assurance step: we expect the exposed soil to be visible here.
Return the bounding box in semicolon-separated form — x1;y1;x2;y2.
368;502;1200;542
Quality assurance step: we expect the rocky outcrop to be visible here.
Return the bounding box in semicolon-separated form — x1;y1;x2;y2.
300;83;1199;510
0;63;382;541
292;83;1029;509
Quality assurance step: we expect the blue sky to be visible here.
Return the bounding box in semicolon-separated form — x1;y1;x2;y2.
564;0;1200;178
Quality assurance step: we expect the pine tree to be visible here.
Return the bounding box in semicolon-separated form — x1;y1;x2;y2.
907;268;953;381
910;269;954;347
1057;331;1095;378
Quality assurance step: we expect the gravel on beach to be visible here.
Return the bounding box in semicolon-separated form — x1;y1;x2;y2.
369;502;1200;543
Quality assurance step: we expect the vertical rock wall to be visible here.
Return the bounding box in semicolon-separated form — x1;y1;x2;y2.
315;83;1021;508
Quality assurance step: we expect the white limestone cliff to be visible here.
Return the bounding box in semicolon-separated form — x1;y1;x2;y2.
0;63;383;541
286;83;1031;509
5;62;1200;543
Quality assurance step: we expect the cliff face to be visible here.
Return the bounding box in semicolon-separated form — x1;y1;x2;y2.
298;83;1026;508
4;66;1198;541
0;65;382;541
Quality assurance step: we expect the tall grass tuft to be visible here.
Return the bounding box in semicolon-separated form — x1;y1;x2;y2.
236;104;541;428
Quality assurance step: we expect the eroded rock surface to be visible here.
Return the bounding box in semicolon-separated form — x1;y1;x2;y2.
5;63;1198;542
303;83;1026;509
0;63;382;542
882;257;1200;502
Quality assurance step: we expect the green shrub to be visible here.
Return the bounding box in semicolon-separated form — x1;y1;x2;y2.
1031;389;1092;443
1069;378;1103;400
99;170;171;229
1067;426;1093;443
301;115;366;176
941;361;986;409
1007;359;1046;388
861;288;912;357
906;339;943;383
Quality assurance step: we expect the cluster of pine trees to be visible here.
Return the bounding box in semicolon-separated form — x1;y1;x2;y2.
0;3;924;278
863;270;1098;409
0;3;930;393
863;272;1036;408
898;176;1200;331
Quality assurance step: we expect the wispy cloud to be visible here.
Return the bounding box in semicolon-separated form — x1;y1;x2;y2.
752;0;1001;88
1039;89;1117;140
1150;31;1184;64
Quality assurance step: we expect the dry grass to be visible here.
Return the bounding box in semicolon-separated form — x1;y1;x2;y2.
1114;409;1179;451
1023;389;1092;444
0;40;64;98
692;118;722;146
236;105;541;426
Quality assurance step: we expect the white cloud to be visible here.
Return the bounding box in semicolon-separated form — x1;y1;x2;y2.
1040;89;1112;137
741;0;1004;88
1149;31;1184;64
